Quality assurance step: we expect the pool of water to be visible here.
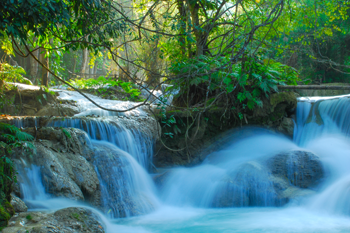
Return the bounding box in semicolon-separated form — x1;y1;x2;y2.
112;206;350;233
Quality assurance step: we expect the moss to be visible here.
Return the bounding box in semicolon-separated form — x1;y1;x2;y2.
0;204;11;229
270;92;297;108
71;212;81;221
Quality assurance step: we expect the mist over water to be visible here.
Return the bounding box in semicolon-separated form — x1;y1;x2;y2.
15;90;350;232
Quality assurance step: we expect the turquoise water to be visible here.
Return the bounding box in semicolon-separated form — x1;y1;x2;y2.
113;207;350;233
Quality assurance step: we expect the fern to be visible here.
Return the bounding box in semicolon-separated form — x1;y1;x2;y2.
2;134;16;143
15;130;34;141
0;123;34;154
0;123;17;134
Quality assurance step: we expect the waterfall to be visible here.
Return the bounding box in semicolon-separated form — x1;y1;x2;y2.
56;90;149;117
11;85;350;232
158;133;299;208
12;88;159;220
47;117;154;169
17;165;48;202
294;95;350;145
92;140;160;218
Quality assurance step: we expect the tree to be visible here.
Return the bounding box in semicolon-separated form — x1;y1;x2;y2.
0;0;297;113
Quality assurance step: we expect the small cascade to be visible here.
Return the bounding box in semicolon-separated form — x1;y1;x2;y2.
17;165;48;202
10;87;159;219
292;94;350;216
47;117;154;169
294;95;350;145
92;140;160;218
159;133;298;208
13;117;39;128
56;90;149;117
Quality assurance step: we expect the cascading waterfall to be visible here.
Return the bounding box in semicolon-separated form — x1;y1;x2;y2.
158;133;299;208
92;140;160;218
47;117;154;169
12;88;159;224
109;94;350;233
17;165;48;202
12;85;350;233
294;95;350;145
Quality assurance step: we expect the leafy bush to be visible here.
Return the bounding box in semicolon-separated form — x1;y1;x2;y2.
170;55;299;110
0;62;32;87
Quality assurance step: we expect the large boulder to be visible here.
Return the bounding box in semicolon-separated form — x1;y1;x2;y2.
213;161;281;207
266;150;324;188
10;194;27;213
212;150;323;208
3;207;105;233
11;128;101;206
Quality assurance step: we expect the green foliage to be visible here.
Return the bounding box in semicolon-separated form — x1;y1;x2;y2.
271;0;350;83
25;214;32;221
170;55;299;110
69;76;141;98
0;123;34;154
0;0;124;49
60;127;72;139
0;123;34;229
0;62;32;85
157;97;177;138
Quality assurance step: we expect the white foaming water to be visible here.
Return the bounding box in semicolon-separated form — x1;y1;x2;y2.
18;165;48;202
160;133;299;208
294;95;350;145
113;94;350;232
92;140;160;218
56;89;149;117
47;117;154;169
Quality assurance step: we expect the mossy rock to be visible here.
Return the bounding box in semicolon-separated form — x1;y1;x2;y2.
270;92;297;111
0;201;14;230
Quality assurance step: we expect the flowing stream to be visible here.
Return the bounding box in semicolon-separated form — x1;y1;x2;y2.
14;90;350;232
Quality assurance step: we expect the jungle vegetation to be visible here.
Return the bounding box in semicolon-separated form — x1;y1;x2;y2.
0;0;349;111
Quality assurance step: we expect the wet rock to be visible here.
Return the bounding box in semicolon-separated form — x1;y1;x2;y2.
213;150;323;208
3;207;105;233
254;92;297;118
267;150;324;188
12;128;100;206
10;194;27;213
277;117;294;138
36;104;79;117
213;162;279;207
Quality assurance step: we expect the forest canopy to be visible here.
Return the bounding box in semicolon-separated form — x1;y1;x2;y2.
0;0;350;112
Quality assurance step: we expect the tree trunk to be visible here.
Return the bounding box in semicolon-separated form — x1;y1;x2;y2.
102;56;107;75
80;48;89;78
71;54;77;79
30;45;39;82
189;2;203;57
94;64;98;77
41;49;49;87
177;0;187;55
